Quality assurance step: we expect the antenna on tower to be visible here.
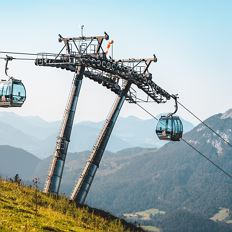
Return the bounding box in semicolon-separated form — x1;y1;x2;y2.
81;25;84;38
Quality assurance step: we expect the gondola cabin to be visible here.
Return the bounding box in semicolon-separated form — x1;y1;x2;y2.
0;78;26;107
156;115;183;141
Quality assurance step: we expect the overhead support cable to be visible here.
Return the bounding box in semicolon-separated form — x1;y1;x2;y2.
0;57;35;61
181;137;232;180
0;51;58;56
177;100;232;148
134;102;232;181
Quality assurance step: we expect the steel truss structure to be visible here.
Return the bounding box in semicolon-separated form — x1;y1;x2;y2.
35;32;176;204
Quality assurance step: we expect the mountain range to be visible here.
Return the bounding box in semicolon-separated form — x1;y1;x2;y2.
0;112;194;158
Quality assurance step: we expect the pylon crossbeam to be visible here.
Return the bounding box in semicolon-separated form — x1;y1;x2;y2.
35;54;170;103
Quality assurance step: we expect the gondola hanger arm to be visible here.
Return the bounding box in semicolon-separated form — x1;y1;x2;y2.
4;55;14;79
167;94;179;117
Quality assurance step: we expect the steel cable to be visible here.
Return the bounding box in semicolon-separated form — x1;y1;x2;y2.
135;102;232;181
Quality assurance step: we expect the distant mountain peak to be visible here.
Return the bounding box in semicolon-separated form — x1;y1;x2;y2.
221;108;232;119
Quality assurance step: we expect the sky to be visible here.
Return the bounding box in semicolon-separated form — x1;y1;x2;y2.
0;0;231;125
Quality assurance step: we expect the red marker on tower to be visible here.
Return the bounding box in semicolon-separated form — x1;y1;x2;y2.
105;40;114;55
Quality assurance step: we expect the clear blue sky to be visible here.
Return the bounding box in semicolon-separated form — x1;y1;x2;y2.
0;0;231;124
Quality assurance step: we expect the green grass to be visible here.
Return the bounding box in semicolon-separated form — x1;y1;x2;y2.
0;179;143;232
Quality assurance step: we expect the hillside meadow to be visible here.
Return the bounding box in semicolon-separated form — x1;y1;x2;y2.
0;178;144;232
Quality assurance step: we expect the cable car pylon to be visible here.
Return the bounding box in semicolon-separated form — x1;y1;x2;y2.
44;66;84;194
34;31;181;198
70;81;131;204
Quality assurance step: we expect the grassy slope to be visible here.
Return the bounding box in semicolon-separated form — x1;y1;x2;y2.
0;179;143;232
